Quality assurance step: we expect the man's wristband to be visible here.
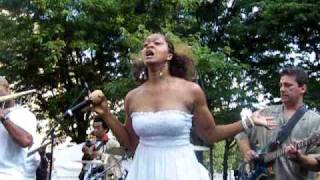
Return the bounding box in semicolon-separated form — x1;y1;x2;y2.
1;116;7;124
1;111;10;124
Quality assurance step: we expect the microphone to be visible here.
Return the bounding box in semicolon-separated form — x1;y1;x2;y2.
63;99;92;118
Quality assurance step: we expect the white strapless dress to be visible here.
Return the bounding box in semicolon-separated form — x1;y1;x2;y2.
126;110;210;180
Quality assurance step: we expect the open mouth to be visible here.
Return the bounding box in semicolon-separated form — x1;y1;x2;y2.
145;50;154;57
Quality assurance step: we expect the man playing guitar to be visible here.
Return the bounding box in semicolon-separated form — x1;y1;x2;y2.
79;116;111;180
236;67;320;180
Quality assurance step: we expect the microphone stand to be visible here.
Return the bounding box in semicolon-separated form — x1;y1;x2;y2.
42;86;90;180
210;146;214;180
40;121;58;180
48;126;56;180
41;85;88;145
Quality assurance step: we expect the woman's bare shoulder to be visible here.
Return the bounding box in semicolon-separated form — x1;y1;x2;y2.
126;86;143;101
176;78;203;94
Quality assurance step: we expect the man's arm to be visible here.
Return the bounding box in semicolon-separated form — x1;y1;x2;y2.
285;144;320;171
1;109;33;147
1;119;33;147
236;137;258;162
297;155;320;171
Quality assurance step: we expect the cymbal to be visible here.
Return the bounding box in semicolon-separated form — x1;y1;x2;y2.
73;160;104;165
105;147;126;156
192;145;210;151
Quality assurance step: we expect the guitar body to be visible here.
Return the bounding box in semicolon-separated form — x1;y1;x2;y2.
239;160;271;180
239;161;272;180
238;132;320;180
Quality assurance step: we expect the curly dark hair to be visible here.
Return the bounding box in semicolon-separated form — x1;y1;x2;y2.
132;34;195;83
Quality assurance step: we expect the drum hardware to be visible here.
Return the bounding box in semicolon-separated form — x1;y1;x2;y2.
77;148;130;180
74;160;105;165
89;155;129;180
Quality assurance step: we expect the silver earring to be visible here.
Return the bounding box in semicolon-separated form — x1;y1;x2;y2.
143;70;148;80
159;71;163;78
139;71;147;80
139;71;144;80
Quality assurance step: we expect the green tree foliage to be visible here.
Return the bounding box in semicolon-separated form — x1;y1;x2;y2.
197;0;320;106
0;1;319;176
203;140;242;173
0;0;249;140
0;0;137;142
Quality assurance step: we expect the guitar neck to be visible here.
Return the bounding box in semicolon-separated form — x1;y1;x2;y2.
263;137;315;163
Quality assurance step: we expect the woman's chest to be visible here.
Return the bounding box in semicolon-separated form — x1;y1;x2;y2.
131;90;194;112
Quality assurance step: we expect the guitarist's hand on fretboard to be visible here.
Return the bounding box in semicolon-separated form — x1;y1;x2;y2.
285;144;302;162
284;141;320;171
82;144;96;160
285;133;320;163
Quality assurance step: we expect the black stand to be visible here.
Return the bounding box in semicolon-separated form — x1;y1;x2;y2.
209;146;214;180
48;126;56;180
44;85;90;180
40;123;58;180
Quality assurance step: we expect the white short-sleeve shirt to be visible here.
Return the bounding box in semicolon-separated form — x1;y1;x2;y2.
0;106;37;179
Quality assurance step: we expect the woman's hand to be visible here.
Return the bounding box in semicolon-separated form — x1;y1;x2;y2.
89;90;109;116
251;110;278;129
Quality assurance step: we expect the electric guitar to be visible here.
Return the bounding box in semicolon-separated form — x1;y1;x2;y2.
239;133;320;180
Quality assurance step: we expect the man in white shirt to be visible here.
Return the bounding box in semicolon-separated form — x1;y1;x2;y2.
24;138;43;180
0;77;37;180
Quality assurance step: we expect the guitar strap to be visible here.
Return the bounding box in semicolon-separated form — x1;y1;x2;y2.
95;133;108;152
95;140;107;151
268;105;307;151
